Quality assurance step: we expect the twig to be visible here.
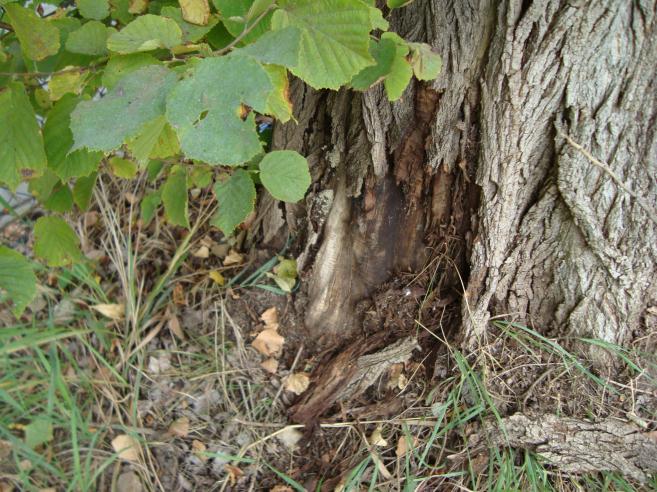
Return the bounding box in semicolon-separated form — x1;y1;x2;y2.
558;130;657;225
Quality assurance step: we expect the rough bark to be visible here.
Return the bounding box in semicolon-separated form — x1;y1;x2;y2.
262;0;657;352
481;414;657;482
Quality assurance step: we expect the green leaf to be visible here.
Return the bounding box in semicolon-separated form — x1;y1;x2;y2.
267;256;297;292
34;216;83;267
382;32;412;101
161;167;190;227
141;190;162;225
211;169;256;235
71;65;178;152
271;0;374;89
29;169;59;203
146;159;165;182
3;4;60;61
350;37;395;90
236;26;301;68
109;157;138;178
0;246;37;318
386;0;415;7
359;0;388;30
102;53;161;89
127;115;180;164
161;6;218;43
107;14;183;54
24;417;53;449
43;182;74;213
0;82;47;190
259;150;310;202
166;56;271;165
264;65;293;123
77;0;110;20
44;95;103;181
213;0;273;44
73;172;97;210
190;164;213;188
408;42;442;81
65;20;113;56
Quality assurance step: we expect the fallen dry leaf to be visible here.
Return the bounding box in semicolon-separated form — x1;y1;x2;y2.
225;464;243;486
369;426;388;447
223;249;244;266
116;471;143;492
167;312;185;340
193;245;210;258
284;373;310;395
209;270;225;286
91;303;124;320
111;434;141;462
252;329;284;357
192;439;207;461
261;358;279;374
173;283;186;305
276;427;302;450
270;487;294;492
0;483;13;492
260;307;279;330
396;436;408;457
168;417;190;438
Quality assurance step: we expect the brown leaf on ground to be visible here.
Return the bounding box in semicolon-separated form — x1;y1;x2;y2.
91;303;125;320
173;283;186;305
260;307;279;330
111;434;141;463
167;311;185;340
225;464;243;486
270;487;294;492
223;250;244;266
252;329;284;357
192;439;207;461
285;373;310;395
168;417;190;438
193;245;210;258
116;471;143;492
261;358;279;374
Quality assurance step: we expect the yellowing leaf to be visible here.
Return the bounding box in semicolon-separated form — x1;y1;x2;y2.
49;71;86;101
129;0;149;14
179;0;210;25
4;4;60;61
284;373;310;395
208;270;225;286
111;434;141;462
109;157;138;179
91;303;125;320
251;329;284;357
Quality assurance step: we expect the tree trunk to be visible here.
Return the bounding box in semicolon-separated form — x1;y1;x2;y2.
259;0;657;357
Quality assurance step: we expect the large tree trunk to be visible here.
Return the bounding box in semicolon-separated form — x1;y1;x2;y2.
259;0;657;356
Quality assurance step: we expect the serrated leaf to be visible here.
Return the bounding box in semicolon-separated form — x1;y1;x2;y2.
190;164;213;187
110;0;134;25
107;14;182;53
360;0;388;30
211;169;256;234
128;0;148;14
213;0;272;44
408;42;442;81
66;20;112;56
382;32;412;101
29;169;59;203
0;246;37;318
161;167;189;227
271;0;374;89
179;0;210;25
71;65;178;152
141;190;161;225
237;26;301;68
73;172;97;210
109;157;138;178
166;56;271;165
161;6;218;43
0;82;47;190
259;150;310;203
77;0;110;20
4;4;60;61
34;216;82;267
264;65;293;122
44;95;103;181
43;182;74;213
102;53;161;89
350;37;396;90
246;0;273;20
24;418;53;449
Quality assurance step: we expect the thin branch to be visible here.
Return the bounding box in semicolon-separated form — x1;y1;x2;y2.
558;130;657;225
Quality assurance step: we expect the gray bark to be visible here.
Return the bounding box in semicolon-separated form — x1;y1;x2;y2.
264;0;657;349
